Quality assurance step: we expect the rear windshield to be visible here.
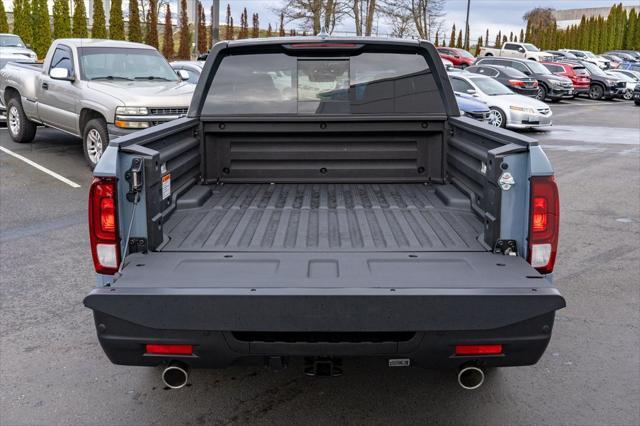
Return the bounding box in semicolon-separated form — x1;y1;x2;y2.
202;52;445;115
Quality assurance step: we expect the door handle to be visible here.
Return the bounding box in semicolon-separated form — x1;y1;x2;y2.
42;82;49;90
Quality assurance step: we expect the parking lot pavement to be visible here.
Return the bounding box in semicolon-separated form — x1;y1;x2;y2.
1;102;639;425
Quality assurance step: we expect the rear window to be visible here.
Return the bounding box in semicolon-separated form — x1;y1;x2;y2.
202;52;444;115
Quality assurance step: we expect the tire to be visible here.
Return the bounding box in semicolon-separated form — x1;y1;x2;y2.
623;89;633;100
535;84;547;101
6;96;37;143
589;84;604;100
82;117;109;169
635;98;640;106
460;64;468;69
488;107;507;128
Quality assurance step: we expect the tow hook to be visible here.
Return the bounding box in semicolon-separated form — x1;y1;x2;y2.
304;357;343;377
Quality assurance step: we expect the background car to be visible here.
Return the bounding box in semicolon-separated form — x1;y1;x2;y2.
465;64;538;97
545;50;578;60
574;60;627;99
634;84;640;105
0;33;37;69
608;68;640;82
600;54;624;69
436;47;475;68
449;72;552;130
455;92;490;121
607;70;637;100
606;50;640;62
475;56;573;102
541;61;591;97
170;61;204;84
619;62;640;73
560;49;610;69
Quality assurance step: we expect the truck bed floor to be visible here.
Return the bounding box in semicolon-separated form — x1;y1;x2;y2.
162;183;484;252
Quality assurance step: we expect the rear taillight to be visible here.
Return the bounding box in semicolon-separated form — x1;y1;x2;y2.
528;176;559;274
508;79;526;87
89;177;120;275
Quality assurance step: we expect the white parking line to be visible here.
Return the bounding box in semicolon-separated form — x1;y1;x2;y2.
0;146;81;188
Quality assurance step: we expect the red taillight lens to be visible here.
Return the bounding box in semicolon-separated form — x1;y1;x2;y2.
528;176;559;274
146;344;193;355
89;177;120;275
508;79;526;87
455;344;503;355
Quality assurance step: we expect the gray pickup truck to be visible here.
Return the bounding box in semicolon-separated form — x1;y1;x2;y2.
0;39;194;168
83;37;565;390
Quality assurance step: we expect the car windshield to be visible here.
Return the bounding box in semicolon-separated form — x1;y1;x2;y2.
584;51;597;58
526;60;552;75
0;35;26;48
522;43;540;52
470;77;513;96
572;51;586;57
79;47;178;81
610;72;634;82
582;61;607;77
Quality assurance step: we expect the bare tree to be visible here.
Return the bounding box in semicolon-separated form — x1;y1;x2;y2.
380;2;416;38
380;0;444;40
350;0;378;36
277;0;348;34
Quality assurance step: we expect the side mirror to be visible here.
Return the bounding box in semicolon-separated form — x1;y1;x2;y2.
466;89;476;94
454;55;460;59
518;47;525;53
523;70;532;76
177;69;190;80
50;67;74;81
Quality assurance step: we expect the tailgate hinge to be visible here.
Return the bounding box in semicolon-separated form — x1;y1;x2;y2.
125;158;143;203
494;239;518;256
127;237;147;254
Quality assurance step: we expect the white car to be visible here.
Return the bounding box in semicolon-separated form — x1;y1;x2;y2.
559;49;610;69
607;70;637;100
449;73;552;130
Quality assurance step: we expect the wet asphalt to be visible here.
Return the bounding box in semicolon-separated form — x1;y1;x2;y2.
1;97;639;425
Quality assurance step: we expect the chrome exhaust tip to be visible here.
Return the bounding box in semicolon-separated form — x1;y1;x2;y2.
457;365;485;390
162;362;189;389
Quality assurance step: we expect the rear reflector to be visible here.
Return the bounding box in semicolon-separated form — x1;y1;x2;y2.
455;344;503;355
145;344;193;355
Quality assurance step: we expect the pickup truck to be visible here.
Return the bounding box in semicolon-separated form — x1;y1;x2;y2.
479;42;553;61
83;37;565;390
0;39;194;168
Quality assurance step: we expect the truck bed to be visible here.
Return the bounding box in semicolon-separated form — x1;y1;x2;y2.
161;183;484;252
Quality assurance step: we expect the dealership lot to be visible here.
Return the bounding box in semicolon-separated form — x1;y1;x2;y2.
1;98;638;425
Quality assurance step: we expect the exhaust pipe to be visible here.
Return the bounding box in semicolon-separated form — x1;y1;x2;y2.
162;362;190;389
457;365;485;390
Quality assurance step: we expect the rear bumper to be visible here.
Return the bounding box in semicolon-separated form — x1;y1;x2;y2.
85;286;565;369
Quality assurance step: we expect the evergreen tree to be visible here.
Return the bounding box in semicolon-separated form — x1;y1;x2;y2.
128;0;142;42
32;0;51;58
519;28;524;43
162;4;174;58
578;15;587;49
485;29;489;47
72;0;88;38
502;34;507;44
635;9;640;49
279;12;285;36
177;0;190;59
456;30;463;48
252;13;259;38
53;0;72;39
434;32;439;46
267;23;272;37
145;0;159;47
474;36;483;56
238;7;248;39
448;23;456;48
109;0;125;40
91;0;107;38
509;31;513;42
197;2;207;52
514;34;518;43
13;0;32;45
0;0;10;33
224;4;233;40
495;30;501;47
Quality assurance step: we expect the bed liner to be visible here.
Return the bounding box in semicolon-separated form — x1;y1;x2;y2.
161;183;485;252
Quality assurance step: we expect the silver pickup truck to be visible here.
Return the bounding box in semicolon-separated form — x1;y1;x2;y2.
0;39;194;168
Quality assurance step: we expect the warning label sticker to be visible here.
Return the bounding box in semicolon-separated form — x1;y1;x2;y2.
162;174;171;200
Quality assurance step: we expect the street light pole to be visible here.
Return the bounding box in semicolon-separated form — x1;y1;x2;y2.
464;0;471;50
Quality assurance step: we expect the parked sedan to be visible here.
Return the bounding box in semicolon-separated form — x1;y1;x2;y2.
170;61;205;84
436;47;475;68
455;92;490;121
607;71;637;100
474;56;573;101
541;61;591;96
465;64;538;97
450;73;552;130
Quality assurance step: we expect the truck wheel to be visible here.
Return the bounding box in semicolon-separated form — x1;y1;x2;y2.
589;84;604;100
488;107;506;128
83;118;109;169
536;85;547;101
6;97;37;143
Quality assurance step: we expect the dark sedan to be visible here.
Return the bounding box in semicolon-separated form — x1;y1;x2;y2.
465;64;538;97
